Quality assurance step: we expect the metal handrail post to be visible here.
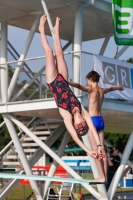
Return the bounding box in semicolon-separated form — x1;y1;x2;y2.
0;154;3;187
39;74;42;99
0;22;8;104
73;3;84;96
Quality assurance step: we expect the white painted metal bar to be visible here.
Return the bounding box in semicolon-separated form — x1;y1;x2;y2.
0;121;5;128
0;173;102;185
8;14;41;102
43;118;52;134
41;0;54;38
43;131;70;198
8;114;100;199
0;50;93;66
115;46;129;59
93;0;111;13
11;66;45;101
108;130;133;200
82;135;108;199
99;36;110;56
120;166;130;182
0;22;8;104
3;114;43;200
39;74;42;99
62;41;72;51
27;88;39;100
73;3;84;95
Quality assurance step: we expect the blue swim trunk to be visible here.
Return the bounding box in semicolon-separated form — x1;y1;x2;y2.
91;116;105;132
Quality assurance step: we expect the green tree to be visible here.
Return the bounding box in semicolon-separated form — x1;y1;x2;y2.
126;57;133;64
17;80;51;99
104;133;129;153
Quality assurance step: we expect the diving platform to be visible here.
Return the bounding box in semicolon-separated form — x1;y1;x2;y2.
0;0;112;41
0;96;133;134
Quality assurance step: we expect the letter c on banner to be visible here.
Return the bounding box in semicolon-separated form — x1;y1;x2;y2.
105;66;115;83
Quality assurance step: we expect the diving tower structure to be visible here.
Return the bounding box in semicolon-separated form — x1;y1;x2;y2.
0;0;133;200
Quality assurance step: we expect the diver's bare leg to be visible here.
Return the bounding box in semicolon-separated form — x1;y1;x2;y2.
39;15;57;83
52;17;68;80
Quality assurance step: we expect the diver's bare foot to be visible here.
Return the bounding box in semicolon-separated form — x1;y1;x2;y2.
38;15;47;32
92;177;106;183
52;17;61;33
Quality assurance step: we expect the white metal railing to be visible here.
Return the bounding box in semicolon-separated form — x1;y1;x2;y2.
0;50;92;66
0;50;94;103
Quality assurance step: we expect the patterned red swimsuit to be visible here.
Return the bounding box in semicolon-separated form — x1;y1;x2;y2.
47;73;82;115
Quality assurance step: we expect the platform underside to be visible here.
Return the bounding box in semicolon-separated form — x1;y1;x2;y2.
0;0;112;41
13;108;133;135
1;97;133;135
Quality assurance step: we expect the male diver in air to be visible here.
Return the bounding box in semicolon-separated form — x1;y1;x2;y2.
69;70;124;182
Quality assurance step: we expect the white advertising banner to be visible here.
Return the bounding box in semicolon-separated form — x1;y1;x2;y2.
93;54;133;100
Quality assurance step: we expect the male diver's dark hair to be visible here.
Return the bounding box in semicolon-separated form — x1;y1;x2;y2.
86;71;100;82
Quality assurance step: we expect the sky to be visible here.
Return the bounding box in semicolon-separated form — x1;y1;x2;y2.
8;25;133;62
7;24;133;85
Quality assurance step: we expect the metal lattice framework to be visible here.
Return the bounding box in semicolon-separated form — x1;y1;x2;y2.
0;1;133;200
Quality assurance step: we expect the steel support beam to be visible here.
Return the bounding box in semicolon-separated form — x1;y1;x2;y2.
108;130;133;200
120;166;130;182
0;22;8;104
41;0;54;38
8;114;100;199
84;0;111;13
93;0;111;13
73;3;84;95
115;46;129;59
3;114;43;200
43;131;70;198
8;14;41;101
62;41;72;51
99;36;110;56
